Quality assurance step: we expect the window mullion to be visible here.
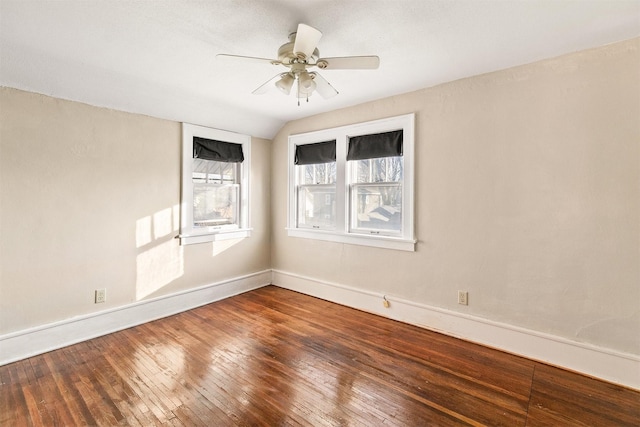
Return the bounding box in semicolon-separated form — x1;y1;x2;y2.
335;135;347;234
385;158;390;182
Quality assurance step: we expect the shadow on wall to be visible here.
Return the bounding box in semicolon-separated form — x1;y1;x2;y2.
134;205;243;300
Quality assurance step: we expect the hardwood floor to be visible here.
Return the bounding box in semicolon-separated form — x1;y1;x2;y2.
1;285;638;426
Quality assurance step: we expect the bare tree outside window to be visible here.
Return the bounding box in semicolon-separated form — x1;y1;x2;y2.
303;162;336;185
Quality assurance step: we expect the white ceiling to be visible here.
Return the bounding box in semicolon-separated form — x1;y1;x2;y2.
1;0;639;139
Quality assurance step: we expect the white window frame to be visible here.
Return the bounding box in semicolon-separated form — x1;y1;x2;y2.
287;113;415;251
180;123;251;245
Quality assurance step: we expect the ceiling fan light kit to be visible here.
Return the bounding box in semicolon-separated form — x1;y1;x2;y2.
217;23;380;104
298;71;316;91
275;73;295;95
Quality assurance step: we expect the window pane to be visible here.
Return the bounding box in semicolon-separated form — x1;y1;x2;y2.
297;185;336;229
193;183;239;227
352;183;402;232
300;162;336;185
354;156;403;183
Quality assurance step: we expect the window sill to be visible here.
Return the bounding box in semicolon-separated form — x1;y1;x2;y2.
179;228;252;245
286;228;415;252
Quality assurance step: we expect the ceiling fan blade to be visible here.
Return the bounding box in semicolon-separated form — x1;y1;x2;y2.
293;23;322;60
310;72;338;99
217;54;280;65
252;74;282;95
316;56;380;70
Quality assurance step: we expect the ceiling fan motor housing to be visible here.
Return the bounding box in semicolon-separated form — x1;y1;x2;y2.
278;32;320;64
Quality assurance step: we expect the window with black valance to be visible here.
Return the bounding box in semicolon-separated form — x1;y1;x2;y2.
193;137;244;163
347;130;403;161
294;140;336;165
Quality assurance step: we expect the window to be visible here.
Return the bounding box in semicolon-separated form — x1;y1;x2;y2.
288;114;415;251
192;158;239;227
294;140;337;230
180;123;251;245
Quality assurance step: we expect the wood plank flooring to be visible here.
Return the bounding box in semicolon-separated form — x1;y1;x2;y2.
1;285;638;426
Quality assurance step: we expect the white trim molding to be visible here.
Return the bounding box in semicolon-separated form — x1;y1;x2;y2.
272;269;640;390
0;270;271;366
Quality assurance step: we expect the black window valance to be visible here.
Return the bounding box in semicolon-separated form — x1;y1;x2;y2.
347;130;403;161
294;140;336;165
193;137;244;163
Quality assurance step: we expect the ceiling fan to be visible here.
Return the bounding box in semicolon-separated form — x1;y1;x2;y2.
217;23;380;104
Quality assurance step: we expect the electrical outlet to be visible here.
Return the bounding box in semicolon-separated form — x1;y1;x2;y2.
95;289;106;304
457;291;468;306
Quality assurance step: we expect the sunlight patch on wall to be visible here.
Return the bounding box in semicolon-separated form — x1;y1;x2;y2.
173;204;180;231
212;238;243;256
136;216;152;247
153;207;174;239
136;239;184;300
136;205;181;248
136;205;183;300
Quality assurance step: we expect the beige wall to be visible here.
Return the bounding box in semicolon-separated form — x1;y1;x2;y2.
271;38;639;355
1;38;637;358
0;88;271;334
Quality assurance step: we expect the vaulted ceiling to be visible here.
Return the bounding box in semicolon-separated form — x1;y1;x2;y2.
1;0;638;139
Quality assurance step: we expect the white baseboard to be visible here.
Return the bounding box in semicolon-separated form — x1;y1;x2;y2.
4;268;638;390
272;269;640;390
0;270;271;366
